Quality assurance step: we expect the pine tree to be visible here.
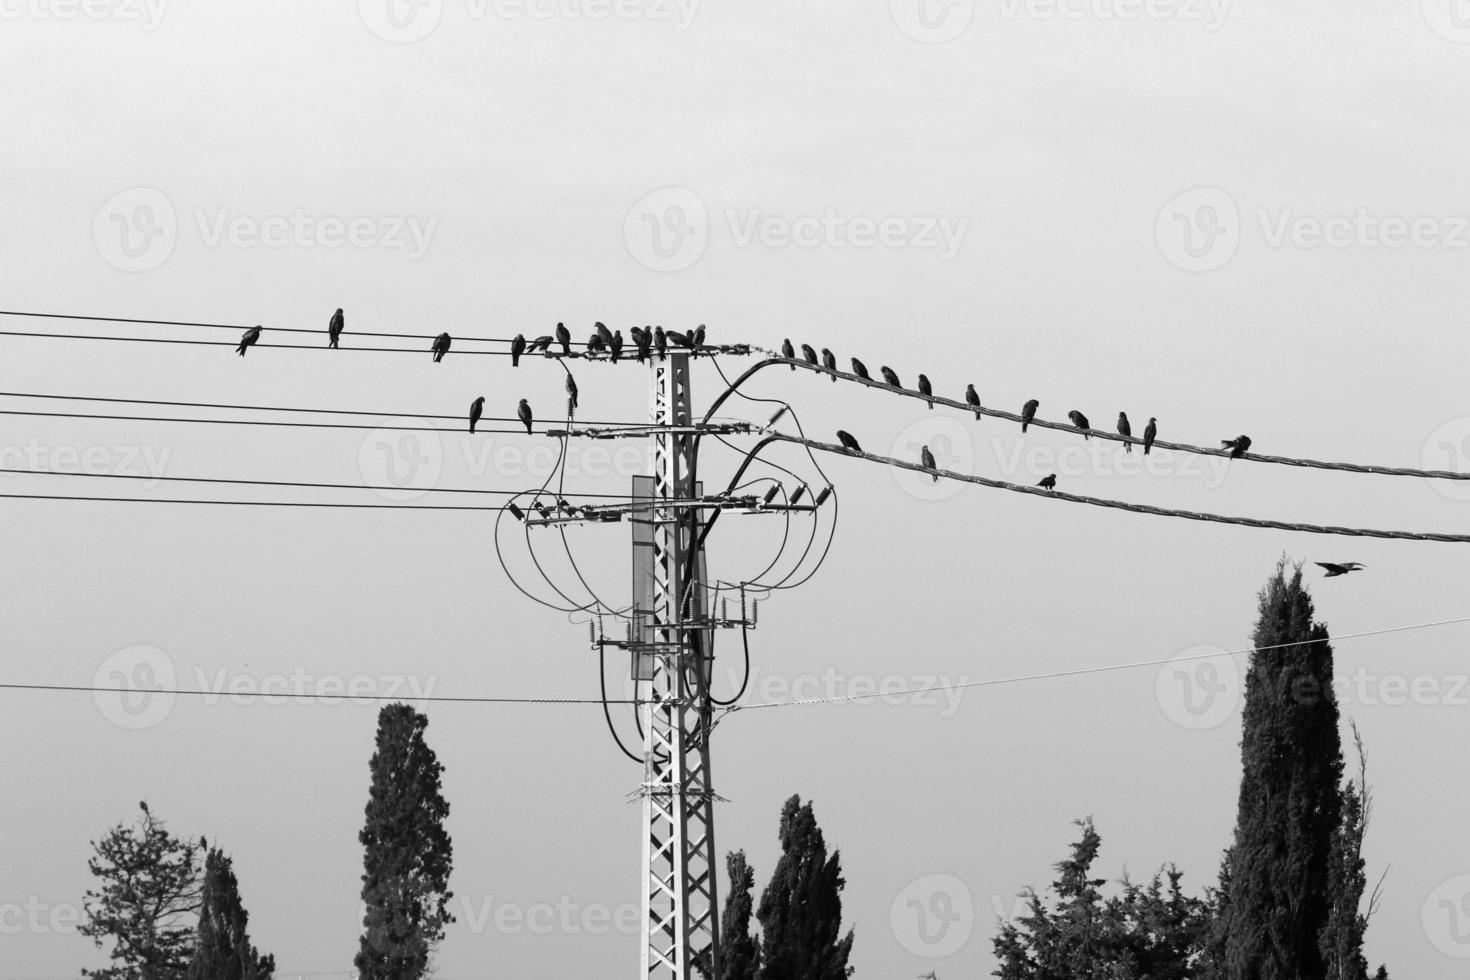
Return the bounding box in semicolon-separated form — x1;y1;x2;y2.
720;850;761;980
80;801;203;980
1214;558;1344;980
355;704;455;980
756;795;854;980
187;847;275;980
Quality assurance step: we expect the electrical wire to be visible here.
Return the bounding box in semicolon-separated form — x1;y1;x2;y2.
0;309;520;344
0;492;501;510
2;679;634;705
1;408;536;435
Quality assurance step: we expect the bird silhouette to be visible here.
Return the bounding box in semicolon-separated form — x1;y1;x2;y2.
595;321;614;348
1317;562;1365;577
511;333;526;367
236;325;262;356
327;308;343;348
586;331;605;354
517;399;533;435
1021;399;1039;433
1038;473;1057;490
920;445;938;482
821;348;837;381
666;329;691;349
1221;435;1252;458
836;429;861;453
781;338;796;369
850;357;870;380
1117;412;1132;452
964;384;981;420
800;343;818;367
919;374;934;409
1143;417;1157;455
566;374;579;411
469;396;484;434
529;334;553;354
633;328;652;363
555;322;571;356
880;366;901;388
610;329;624;363
1068;410;1091;439
692;324;706;347
431;332;451;362
654;327;668;358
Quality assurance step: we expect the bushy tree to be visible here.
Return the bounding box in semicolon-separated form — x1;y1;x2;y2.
756;795;854;980
720;850;761;980
187;847;275;980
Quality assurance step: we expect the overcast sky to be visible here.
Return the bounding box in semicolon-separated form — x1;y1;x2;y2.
3;1;1470;978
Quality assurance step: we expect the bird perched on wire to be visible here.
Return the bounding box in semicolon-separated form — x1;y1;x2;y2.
1068;410;1091;440
1021;399;1039;433
920;445;938;482
595;321;614;349
517;399;533;435
586;331;605;355
528;334;553;354
880;366;901;388
511;333;526;367
654;326;668;359
851;357;870;380
566;374;579;412
919;374;934;409
610;329;624;363
693;324;706;348
1221;435;1252;458
554;322;571;356
799;343;818;368
328;308;344;349
469;396;484;434
1317;562;1366;577
634;327;652;363
964;384;981;420
836;430;862;453
1117;412;1132;452
821;348;837;380
666;329;690;349
1038;473;1057;490
1143;417;1157;455
431;332;451;363
781;338;796;368
236;325;262;356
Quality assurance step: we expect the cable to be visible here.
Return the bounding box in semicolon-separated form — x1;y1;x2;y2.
4;679;634;705
1;409;535;435
730;615;1470;710
0;309;520;344
763;432;1470;544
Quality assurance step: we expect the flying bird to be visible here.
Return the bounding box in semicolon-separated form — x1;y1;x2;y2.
800;343;818;367
1143;417;1157;455
781;338;796;369
1117;412;1132;452
850;357;870;380
920;445;938;482
236;325;262;356
517;399;533;435
555;321;571;356
1221;435;1252;458
431;332;451;362
654;327;668;358
468;396;484;434
964;384;981;420
880;366;901;388
511;333;526;367
821;348;837;381
1317;562;1366;577
566;374;579;411
1038;473;1057;490
327;308;343;348
836;430;861;453
610;329;624;363
1021;399;1039;433
1068;410;1091;439
918;374;934;409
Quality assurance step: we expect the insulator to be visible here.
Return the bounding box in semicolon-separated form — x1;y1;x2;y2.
814;485;833;506
508;503;526;522
767;404;789;427
721;597;728;621
762;484;781;505
789;486;806;505
751;600;759;625
588;620;596;644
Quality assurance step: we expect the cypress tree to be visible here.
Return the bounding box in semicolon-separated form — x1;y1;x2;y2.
187;847;275;980
720;850;761;980
756;795;854;980
354;704;455;980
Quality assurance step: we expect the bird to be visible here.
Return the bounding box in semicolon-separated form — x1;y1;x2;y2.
1221;435;1252;458
919;374;934;409
654;327;668;358
610;329;624;363
692;324;706;348
586;331;605;354
431;332;451;362
1021;399;1039;433
468;396;484;434
634;328;652;363
529;334;553;354
821;348;837;381
666;329;691;349
1317;562;1366;577
920;445;938;482
964;384;980;420
517;399;533;435
1068;410;1091;440
511;333;526;368
1117;412;1132;453
836;430;861;453
327;308;343;348
781;338;796;369
566;374;579;411
595;321;614;348
880;366;901;388
555;321;571;356
236;325;262;356
800;343;818;367
1038;473;1057;490
1143;417;1157;455
850;357;870;380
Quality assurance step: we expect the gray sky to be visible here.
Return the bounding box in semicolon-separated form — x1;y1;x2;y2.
3;1;1470;977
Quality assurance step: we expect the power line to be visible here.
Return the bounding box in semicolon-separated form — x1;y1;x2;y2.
0;492;503;510
0;308;517;344
0;329;515;355
0;679;635;705
1;408;537;435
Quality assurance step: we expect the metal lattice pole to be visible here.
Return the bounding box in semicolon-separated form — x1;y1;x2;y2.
640;352;721;979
